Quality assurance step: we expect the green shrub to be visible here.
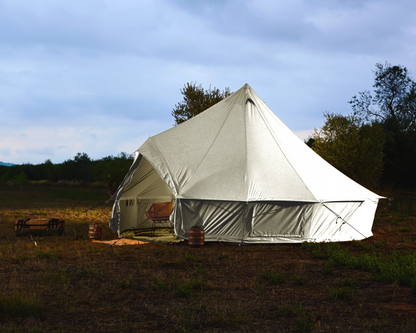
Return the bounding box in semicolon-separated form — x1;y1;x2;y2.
276;302;303;317
351;240;372;251
12;253;29;264
292;274;308;286
327;286;354;300
36;250;58;261
114;277;135;290
151;277;169;291
77;266;102;279
321;263;334;275
176;278;206;298
175;309;195;332
275;301;315;332
297;310;316;333
176;282;194;298
340;278;358;287
59;268;71;289
253;280;265;296
184;253;196;262
302;242;340;259
260;269;285;285
194;264;208;275
412;278;416;295
305;242;416;290
0;291;45;319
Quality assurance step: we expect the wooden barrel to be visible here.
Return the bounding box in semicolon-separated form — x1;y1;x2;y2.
188;226;204;248
89;223;102;240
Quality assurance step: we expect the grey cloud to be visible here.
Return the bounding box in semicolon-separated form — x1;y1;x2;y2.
1;0;414;68
0;0;415;165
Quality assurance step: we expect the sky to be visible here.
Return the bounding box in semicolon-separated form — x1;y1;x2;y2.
1;0;415;165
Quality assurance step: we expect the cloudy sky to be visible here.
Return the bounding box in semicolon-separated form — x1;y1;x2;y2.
1;0;415;165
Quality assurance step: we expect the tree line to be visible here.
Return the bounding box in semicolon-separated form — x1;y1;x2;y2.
2;67;415;193
0;152;133;194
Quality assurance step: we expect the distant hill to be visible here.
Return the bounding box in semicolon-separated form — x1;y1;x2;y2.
0;161;15;167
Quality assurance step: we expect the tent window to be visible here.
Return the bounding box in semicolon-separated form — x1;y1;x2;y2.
250;202;311;237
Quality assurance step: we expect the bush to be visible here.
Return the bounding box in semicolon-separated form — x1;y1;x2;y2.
304;242;416;289
184;253;196;262
260;269;285;285
302;242;340;259
151;277;169;291
321;263;334;275
297;310;316;332
176;278;206;298
327;286;355;300
36;250;58;261
292;274;308;286
0;291;45;319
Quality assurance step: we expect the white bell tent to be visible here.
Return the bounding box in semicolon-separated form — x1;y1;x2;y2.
110;84;383;243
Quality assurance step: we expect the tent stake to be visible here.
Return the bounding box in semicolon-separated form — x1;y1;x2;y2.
30;234;37;246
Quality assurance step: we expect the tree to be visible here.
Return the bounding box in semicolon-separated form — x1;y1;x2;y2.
95;152;134;196
0;171;9;186
172;82;232;125
349;62;416;131
304;137;315;148
13;171;29;190
349;62;416;188
61;152;93;182
42;159;58;182
311;112;386;188
355;121;386;188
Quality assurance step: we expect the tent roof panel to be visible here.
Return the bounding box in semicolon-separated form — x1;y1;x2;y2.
137;83;382;202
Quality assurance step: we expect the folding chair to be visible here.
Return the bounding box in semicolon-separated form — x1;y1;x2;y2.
145;201;174;237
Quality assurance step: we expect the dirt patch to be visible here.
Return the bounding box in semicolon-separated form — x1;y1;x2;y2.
383;302;416;315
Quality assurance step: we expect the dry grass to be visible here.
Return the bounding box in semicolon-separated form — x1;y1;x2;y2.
1;185;416;332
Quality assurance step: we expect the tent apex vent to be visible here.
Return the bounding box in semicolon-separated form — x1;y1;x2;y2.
246;98;255;105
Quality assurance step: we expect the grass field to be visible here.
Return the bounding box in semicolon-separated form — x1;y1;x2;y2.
1;184;416;332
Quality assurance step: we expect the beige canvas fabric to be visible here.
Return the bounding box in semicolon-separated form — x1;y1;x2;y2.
110;84;382;243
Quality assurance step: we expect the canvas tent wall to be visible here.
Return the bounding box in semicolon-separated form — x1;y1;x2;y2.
110;84;383;243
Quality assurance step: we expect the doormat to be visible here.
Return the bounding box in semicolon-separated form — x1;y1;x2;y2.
92;238;149;245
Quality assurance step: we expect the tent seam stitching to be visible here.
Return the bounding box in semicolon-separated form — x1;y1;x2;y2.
255;99;317;201
180;103;235;194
